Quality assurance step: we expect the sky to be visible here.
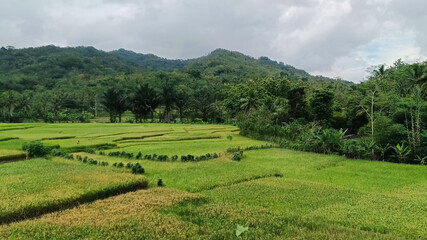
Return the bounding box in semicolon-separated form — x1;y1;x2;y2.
0;0;426;82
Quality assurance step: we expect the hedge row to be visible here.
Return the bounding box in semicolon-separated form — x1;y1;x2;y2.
226;144;275;153
100;150;220;162
112;162;145;174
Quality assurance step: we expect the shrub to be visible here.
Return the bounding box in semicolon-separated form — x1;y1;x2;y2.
88;158;98;165
181;154;195;162
22;141;51;158
342;139;369;159
117;162;124;168
85;148;95;154
157;178;164;187
126;162;134;169
131;163;145;174
232;151;244;161
136;152;142;159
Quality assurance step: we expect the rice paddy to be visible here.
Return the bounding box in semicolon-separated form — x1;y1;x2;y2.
0;123;425;239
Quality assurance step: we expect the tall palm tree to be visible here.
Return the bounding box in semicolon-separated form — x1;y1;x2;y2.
102;88;119;123
1;90;20;122
240;91;261;115
407;63;427;85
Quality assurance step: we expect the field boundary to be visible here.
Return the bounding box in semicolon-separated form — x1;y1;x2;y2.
0;137;19;142
0;153;27;163
112;133;166;142
0;179;149;225
194;172;283;192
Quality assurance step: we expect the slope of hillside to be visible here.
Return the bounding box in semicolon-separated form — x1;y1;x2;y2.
0;45;340;91
0;46;146;90
184;49;312;83
110;48;189;72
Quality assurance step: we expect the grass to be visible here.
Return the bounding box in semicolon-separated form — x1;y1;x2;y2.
0;157;147;224
0;149;25;157
74;152;282;191
0;123;426;239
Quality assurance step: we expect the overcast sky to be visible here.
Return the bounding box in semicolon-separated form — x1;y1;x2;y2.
1;0;426;82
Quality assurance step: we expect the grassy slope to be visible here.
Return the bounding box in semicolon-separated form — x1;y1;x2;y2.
0;124;425;239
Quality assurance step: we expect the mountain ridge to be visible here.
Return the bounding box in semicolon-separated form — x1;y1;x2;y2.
0;45;344;91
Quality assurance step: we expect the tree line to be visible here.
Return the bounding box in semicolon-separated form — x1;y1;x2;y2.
0;49;426;164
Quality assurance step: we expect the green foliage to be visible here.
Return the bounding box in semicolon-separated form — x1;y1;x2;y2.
309;88;334;122
157;178;164;187
8;229;19;240
22;141;51;158
342;139;370;159
235;224;249;237
232;151;244;161
393;143;411;163
131;163;145;174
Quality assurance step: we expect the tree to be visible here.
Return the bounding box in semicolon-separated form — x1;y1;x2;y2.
310;89;334;122
288;83;307;119
102;88;118;123
175;85;191;123
1;90;21;122
101;88;128;123
407;63;427;85
131;84;157;122
116;92;128;123
156;72;177;123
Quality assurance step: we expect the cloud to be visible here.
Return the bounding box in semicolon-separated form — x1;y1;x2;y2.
0;0;425;82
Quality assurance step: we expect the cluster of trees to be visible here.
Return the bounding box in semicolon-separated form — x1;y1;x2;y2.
99;71;223;123
233;60;427;164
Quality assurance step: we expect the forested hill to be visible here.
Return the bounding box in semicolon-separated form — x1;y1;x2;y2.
0;45;338;91
183;48;312;83
111;48;335;83
110;48;189;72
0;45;147;90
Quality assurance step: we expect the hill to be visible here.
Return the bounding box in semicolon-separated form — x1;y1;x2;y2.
110;48;189;72
0;45;339;91
183;48;312;83
0;46;145;90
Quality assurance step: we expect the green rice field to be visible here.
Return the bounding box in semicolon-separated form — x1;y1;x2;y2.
0;123;425;239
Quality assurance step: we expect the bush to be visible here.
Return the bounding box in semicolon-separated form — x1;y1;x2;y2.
181;154;195;162
232;151;244;161
22;141;51;158
157;178;164;187
131;163;145;174
342;139;369;159
85;148;95;154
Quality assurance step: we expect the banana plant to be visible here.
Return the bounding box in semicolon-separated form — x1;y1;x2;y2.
393;143;411;163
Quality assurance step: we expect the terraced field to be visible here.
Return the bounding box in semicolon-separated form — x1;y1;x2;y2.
0;123;426;239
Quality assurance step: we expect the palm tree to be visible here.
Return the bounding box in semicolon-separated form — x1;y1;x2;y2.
1;90;20;122
240;91;261;115
407;63;427;85
102;88;119;123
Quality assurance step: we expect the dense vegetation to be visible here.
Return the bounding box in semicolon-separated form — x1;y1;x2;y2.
1;46;426;164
